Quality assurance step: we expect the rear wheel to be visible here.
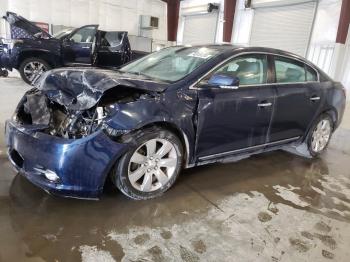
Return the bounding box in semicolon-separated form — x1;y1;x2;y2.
19;58;51;84
307;114;333;157
113;127;183;200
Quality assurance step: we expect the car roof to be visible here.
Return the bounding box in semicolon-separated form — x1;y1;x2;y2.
185;44;316;68
189;44;303;58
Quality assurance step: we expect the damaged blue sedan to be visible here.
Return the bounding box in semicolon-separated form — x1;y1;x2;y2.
5;45;346;200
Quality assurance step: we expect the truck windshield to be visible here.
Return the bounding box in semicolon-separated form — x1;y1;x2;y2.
120;46;220;82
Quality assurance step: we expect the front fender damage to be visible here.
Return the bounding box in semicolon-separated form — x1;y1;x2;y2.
16;68;164;139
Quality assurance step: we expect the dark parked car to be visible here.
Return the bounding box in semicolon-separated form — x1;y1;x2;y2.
5;45;346;200
1;12;133;84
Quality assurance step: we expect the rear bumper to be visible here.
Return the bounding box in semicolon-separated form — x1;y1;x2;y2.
5;120;128;199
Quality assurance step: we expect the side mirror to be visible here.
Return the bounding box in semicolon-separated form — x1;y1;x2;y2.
208;74;240;89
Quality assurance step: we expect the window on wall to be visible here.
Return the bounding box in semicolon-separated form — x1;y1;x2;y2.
210;54;268;86
274;57;306;83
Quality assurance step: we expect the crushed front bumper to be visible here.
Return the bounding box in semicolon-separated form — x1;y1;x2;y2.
5;120;128;199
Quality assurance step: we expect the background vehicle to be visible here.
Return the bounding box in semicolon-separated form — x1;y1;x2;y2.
5;46;346;200
0;37;9;77
0;12;139;84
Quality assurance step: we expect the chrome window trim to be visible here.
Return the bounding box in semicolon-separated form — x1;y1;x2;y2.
189;51;320;90
198;136;300;161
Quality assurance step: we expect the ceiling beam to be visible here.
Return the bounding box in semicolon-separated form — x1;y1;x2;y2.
223;0;237;42
336;0;350;44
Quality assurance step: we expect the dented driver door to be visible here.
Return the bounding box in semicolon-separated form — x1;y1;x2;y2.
194;54;276;161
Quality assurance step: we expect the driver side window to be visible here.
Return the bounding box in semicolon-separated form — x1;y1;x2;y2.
70;26;96;43
209;54;268;86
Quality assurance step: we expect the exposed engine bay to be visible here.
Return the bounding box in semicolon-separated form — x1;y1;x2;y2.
15;87;149;139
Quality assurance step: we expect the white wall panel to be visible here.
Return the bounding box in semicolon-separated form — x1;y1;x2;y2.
310;0;342;43
250;1;316;56
177;0;224;44
1;0;167;42
183;13;218;45
231;0;253;45
0;0;9;37
51;0;71;25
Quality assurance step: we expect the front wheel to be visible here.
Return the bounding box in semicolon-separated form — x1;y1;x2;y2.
113;127;184;200
0;69;8;77
19;58;51;84
307;114;333;157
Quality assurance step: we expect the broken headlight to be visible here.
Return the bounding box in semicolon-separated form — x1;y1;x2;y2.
95;105;129;137
101;122;129;137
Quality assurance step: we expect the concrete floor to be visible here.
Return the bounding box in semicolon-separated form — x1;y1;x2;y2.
0;73;350;262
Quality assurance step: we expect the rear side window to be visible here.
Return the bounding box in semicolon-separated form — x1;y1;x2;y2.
100;32;125;47
274;57;306;83
306;65;317;82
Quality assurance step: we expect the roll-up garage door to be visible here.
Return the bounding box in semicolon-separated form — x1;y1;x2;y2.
182;13;218;45
250;1;316;56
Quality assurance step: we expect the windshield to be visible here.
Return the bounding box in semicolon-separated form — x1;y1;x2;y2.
53;28;74;39
120;46;220;82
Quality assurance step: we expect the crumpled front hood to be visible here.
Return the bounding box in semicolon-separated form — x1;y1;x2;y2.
34;68;168;111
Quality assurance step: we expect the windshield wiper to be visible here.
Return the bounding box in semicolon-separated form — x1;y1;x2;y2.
125;71;153;79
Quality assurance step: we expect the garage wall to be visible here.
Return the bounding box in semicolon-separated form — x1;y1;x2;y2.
0;0;167;44
250;1;316;56
0;0;9;38
341;28;350;95
231;0;253;46
307;0;342;74
177;0;225;45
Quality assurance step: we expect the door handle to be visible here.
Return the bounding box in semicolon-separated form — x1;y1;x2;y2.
310;96;320;101
258;102;272;107
81;46;91;49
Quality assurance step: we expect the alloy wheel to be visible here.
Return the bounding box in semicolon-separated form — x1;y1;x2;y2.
23;61;47;82
311;119;331;152
128;138;178;192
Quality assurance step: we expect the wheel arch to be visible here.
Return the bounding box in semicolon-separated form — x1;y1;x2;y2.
135;121;191;168
16;50;59;69
322;108;338;128
102;120;192;191
303;108;338;143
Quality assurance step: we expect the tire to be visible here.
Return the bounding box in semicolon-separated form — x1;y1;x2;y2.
113;126;184;200
306;114;334;157
0;70;8;77
19;58;51;85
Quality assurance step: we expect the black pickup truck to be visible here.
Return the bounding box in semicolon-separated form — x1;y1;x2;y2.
0;12;143;84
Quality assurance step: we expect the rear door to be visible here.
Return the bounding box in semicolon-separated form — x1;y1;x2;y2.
95;31;130;67
62;25;98;65
269;55;322;142
195;54;276;160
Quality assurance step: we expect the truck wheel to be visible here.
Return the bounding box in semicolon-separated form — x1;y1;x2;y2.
1;70;8;77
113;126;184;200
19;58;51;84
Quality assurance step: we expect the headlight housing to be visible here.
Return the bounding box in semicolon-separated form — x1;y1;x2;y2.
101;122;129;137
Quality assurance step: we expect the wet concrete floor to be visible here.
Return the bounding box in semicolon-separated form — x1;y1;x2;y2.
0;74;350;261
